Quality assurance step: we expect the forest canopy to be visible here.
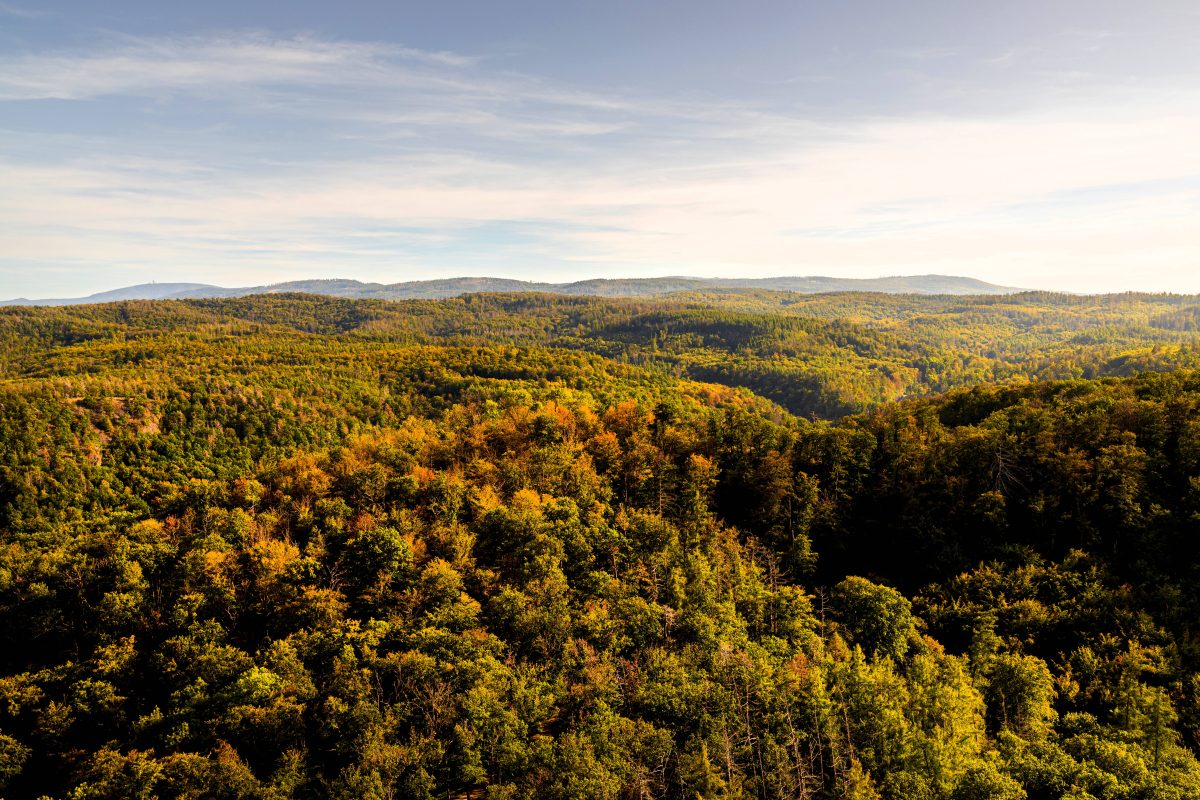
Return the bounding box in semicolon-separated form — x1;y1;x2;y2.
3;290;1200;799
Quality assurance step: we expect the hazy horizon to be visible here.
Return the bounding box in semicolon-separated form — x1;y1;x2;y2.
4;273;1032;305
2;1;1198;297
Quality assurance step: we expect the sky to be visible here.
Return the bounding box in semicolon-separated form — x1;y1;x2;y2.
1;1;1199;297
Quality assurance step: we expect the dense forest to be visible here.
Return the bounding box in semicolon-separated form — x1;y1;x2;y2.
5;290;1200;418
3;290;1200;798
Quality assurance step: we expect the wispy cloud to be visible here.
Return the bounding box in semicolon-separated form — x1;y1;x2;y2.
0;33;473;101
1;32;1199;295
0;2;49;19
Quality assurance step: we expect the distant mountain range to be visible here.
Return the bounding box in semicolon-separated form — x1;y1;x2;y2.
2;275;1023;306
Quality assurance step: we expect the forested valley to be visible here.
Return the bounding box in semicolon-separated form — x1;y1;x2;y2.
4;290;1200;798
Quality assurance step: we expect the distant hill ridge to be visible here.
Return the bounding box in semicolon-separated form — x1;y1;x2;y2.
2;274;1022;306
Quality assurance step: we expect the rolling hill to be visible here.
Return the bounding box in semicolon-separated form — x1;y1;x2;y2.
2;274;1022;306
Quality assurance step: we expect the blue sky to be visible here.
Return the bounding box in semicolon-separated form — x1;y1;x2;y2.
2;1;1199;297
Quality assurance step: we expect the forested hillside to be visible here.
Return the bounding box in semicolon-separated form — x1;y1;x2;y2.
5;290;1200;418
3;292;1200;799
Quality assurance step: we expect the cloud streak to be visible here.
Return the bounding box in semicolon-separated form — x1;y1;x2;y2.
0;2;48;19
0;33;475;101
